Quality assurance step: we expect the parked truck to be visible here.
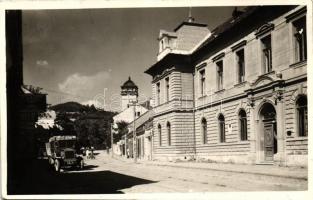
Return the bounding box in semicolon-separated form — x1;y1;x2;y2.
45;135;84;172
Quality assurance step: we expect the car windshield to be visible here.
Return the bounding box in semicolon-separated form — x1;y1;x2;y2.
56;139;76;149
58;140;66;148
66;140;76;148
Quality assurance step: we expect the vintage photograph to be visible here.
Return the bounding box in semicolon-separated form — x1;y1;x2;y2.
2;1;309;198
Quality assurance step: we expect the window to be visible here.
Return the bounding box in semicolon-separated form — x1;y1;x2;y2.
167;122;171;146
261;35;272;73
137;112;140;117
201;118;207;144
236;49;245;83
296;95;307;137
218;114;225;143
158;124;162;146
238;110;247;141
156;82;160;105
165;77;170;102
199;70;206;96
216;61;223;90
293;16;307;62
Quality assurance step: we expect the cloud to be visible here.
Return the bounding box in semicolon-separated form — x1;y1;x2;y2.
58;71;111;101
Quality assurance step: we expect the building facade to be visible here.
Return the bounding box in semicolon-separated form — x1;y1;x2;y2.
127;109;154;160
145;6;308;166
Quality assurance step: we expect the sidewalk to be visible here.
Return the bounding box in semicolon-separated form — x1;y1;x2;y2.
108;154;307;180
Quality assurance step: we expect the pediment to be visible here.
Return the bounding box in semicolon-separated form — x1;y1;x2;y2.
251;75;274;88
255;23;274;38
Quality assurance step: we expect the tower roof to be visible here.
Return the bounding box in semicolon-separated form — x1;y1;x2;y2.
121;76;138;89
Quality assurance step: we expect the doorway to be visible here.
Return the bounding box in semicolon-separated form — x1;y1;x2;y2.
259;103;277;162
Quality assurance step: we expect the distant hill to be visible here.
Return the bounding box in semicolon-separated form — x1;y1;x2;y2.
50;102;86;112
50;102;118;116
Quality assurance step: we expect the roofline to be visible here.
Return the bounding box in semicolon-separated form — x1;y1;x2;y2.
144;53;189;76
192;6;296;59
174;21;207;32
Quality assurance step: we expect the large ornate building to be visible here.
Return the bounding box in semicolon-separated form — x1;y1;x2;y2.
145;6;308;166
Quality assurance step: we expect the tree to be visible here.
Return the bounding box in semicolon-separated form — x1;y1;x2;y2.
114;120;129;143
54;112;75;136
23;84;43;94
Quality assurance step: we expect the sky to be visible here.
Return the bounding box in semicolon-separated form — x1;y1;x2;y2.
22;6;239;112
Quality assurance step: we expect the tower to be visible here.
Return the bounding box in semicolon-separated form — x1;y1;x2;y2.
121;76;138;111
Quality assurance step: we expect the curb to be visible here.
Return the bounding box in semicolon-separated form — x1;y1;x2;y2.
141;162;307;181
110;156;307;181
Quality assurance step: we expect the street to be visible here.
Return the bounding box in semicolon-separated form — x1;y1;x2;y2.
8;151;307;194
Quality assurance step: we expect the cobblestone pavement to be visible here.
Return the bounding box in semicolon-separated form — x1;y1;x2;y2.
79;151;307;193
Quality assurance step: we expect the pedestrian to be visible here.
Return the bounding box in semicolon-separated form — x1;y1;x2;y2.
86;147;90;159
90;146;95;159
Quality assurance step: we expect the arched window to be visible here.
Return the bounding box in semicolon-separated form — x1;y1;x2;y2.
296;95;307;137
239;110;247;141
201;118;207;144
158;124;162;146
167;122;171;146
218;114;225;143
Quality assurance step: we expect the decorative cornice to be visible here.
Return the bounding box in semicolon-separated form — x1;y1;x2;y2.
196;62;207;70
285;7;307;22
152;67;175;83
255;23;274;38
231;40;247;52
212;52;225;62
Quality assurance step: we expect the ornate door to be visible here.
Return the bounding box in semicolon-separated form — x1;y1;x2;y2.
264;121;274;161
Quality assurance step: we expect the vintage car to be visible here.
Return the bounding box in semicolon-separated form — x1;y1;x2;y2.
45;135;84;172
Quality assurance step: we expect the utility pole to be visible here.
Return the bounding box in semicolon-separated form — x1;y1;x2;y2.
129;100;137;163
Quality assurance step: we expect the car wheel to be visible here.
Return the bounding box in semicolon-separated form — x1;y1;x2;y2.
54;159;60;172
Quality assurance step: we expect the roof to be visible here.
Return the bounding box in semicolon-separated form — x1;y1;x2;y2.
174;21;207;32
194;6;259;51
144;53;189;76
193;6;296;57
128;109;154;131
49;135;76;142
145;6;297;77
121;76;138;89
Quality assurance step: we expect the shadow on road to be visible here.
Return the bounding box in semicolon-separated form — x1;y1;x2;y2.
62;164;99;172
8;159;156;194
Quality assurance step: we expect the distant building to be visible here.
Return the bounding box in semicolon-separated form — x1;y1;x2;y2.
126;109;154;160
121;76;139;111
145;6;307;166
112;77;149;155
113;77;148;124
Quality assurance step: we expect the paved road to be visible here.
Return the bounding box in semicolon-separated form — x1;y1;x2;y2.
81;153;307;193
8;151;307;194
